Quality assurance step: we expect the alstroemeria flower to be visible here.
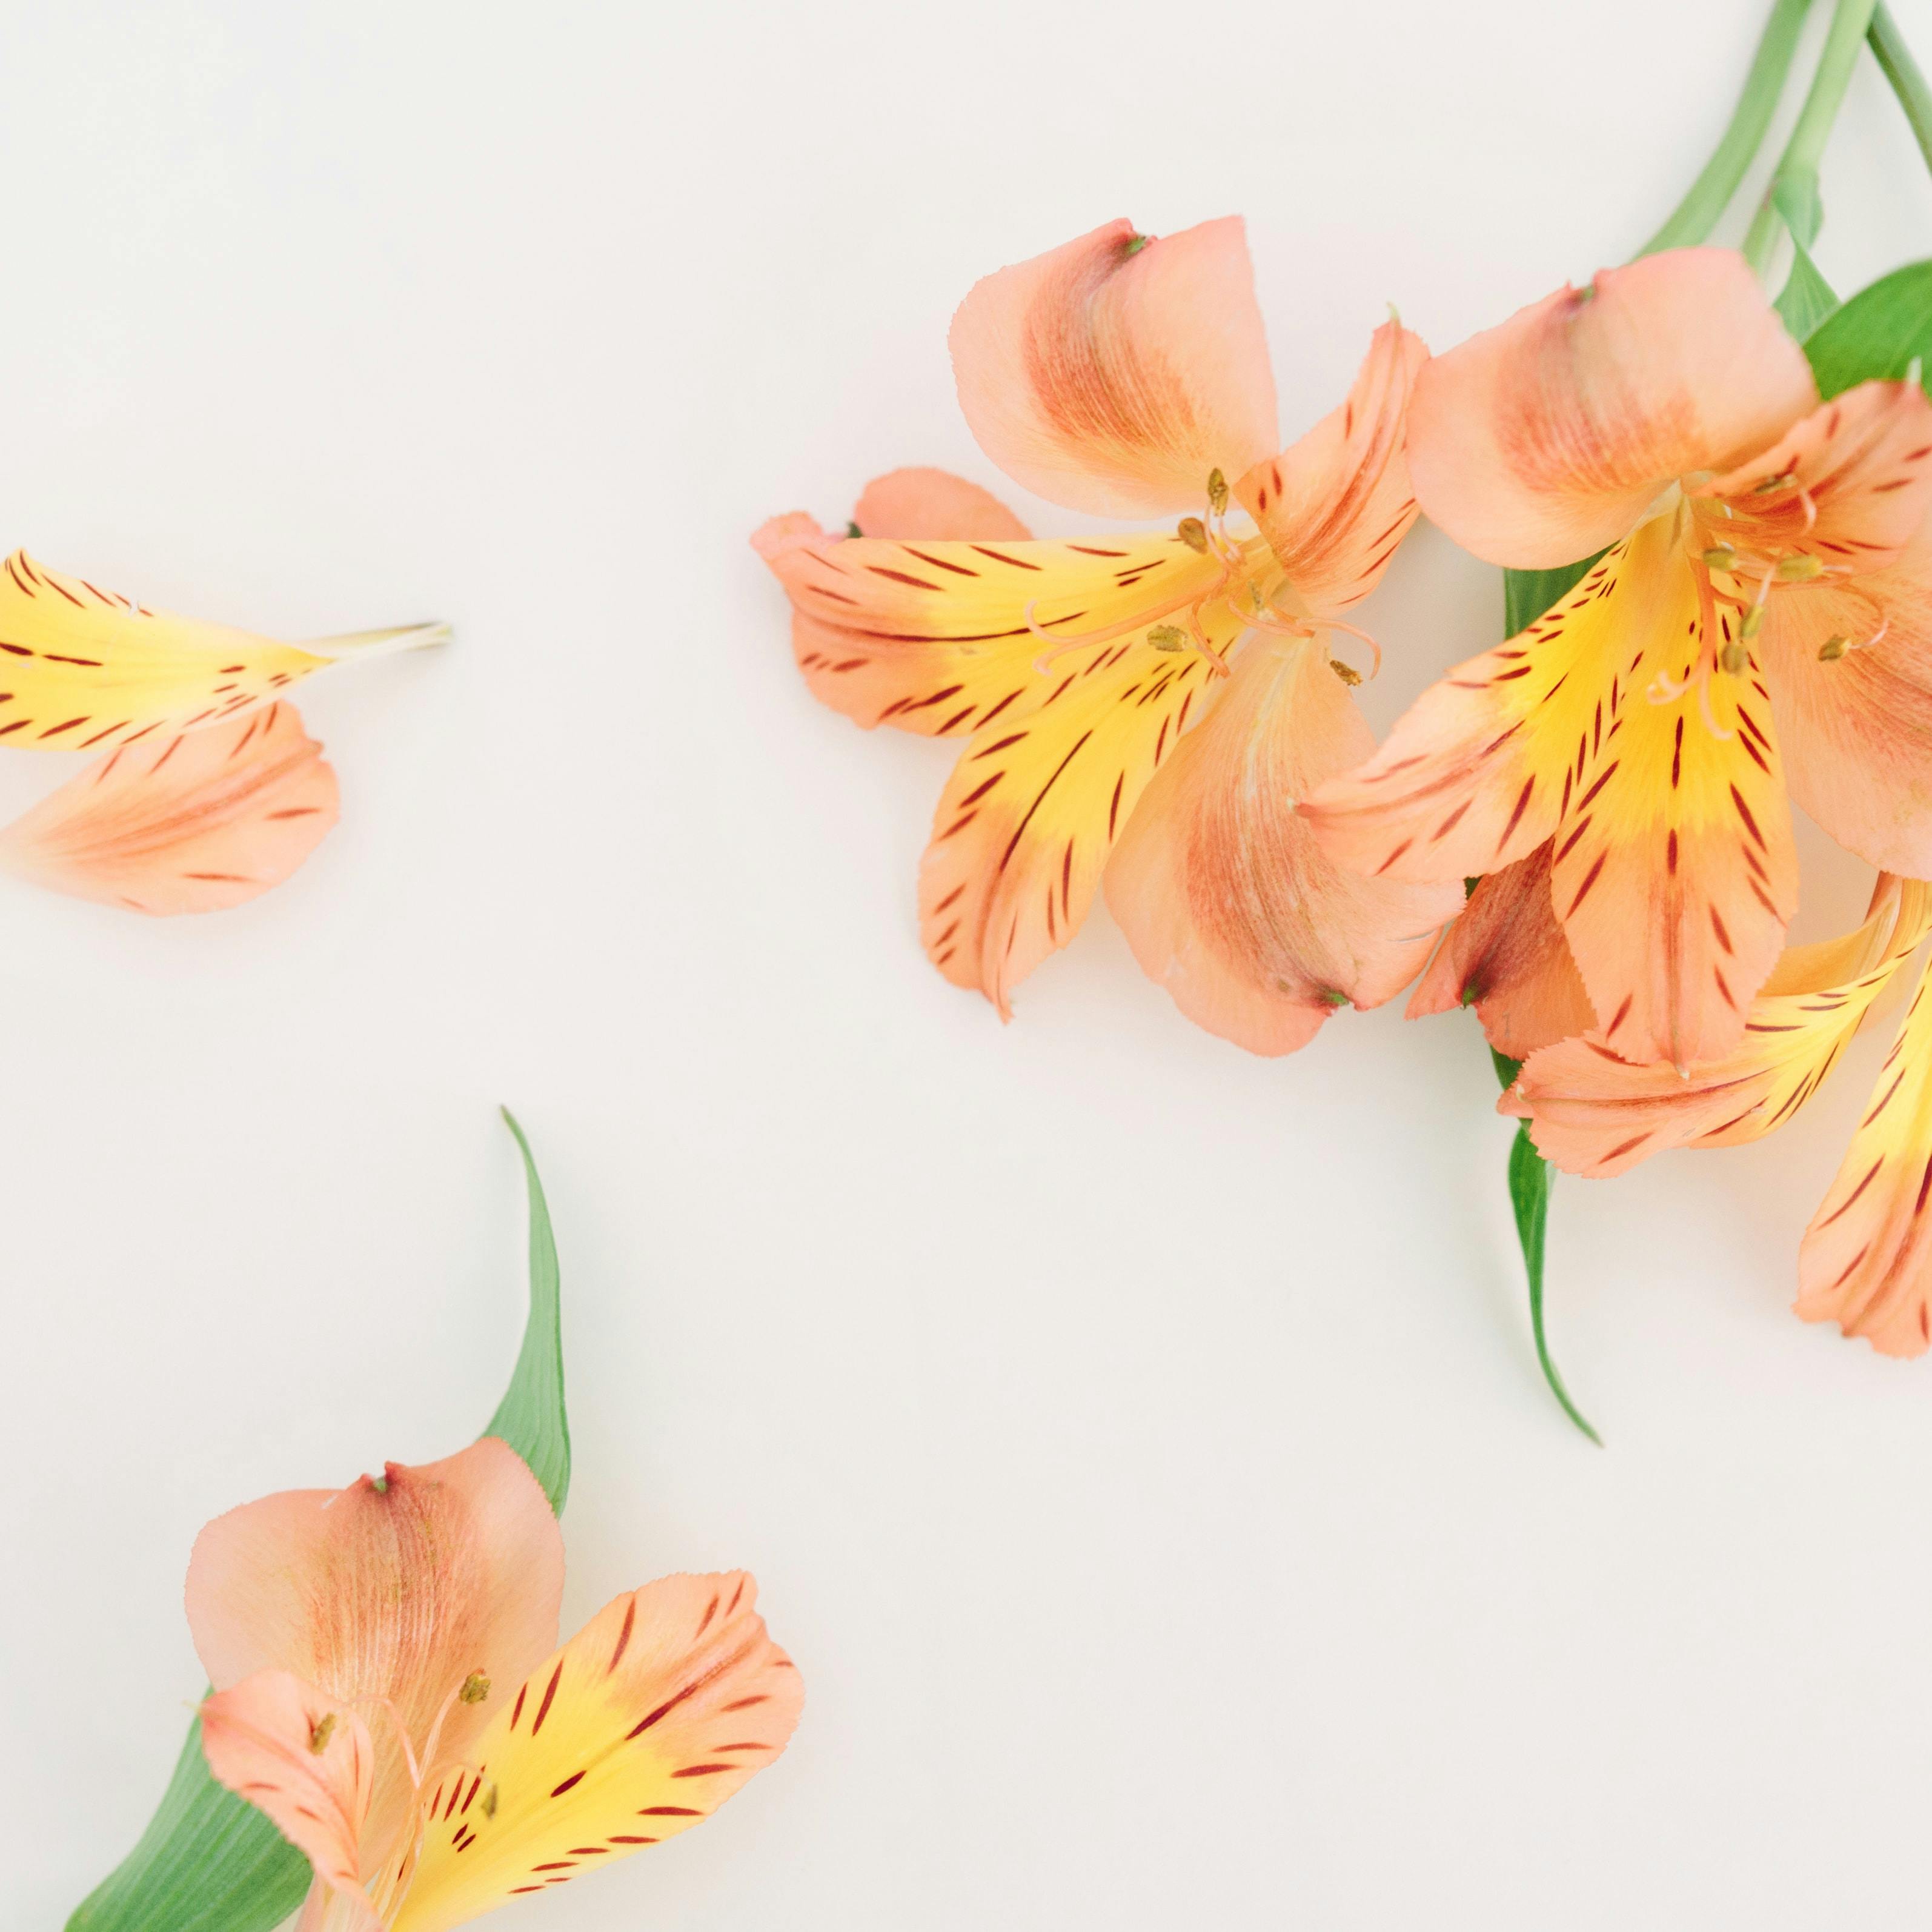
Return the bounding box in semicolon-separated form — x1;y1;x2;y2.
192;1439;802;1931
1303;248;1932;1071
0;548;442;913
756;217;1462;1053
1502;874;1932;1353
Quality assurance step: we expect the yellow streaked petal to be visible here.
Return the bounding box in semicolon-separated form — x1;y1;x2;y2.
919;615;1237;1015
388;1573;800;1932
0;551;439;750
1798;949;1932;1354
752;520;1223;736
1506;877;1932;1177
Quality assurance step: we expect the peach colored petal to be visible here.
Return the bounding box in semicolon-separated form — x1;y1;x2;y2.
752;515;1220;736
1305;514;1797;1067
948;216;1278;519
1406;845;1598;1061
0;702;337;914
1754;524;1932;875
1798;951;1932;1355
1104;632;1461;1054
1235;320;1429;613
1504;877;1931;1177
185;1439;565;1862
1406;248;1817;568
850;467;1031;542
389;1573;803;1932
200;1671;380;1931
1699;378;1932;573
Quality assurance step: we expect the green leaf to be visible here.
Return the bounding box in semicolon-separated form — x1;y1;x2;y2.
71;1109;574;1928
1501;1107;1602;1448
484;1107;571;1513
1503;554;1602;637
1801;258;1932;397
66;1719;308;1932
1776;233;1841;339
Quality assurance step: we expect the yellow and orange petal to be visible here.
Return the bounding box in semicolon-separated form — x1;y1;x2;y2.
388;1573;801;1932
918;594;1245;1017
185;1439;565;1858
948;216;1278;519
1235;319;1428;614
1105;632;1460;1054
1504;877;1932;1177
1304;513;1798;1067
753;517;1222;737
1406;844;1597;1062
201;1672;380;1931
1798;949;1932;1355
0;549;439;750
1405;248;1816;569
0;702;337;914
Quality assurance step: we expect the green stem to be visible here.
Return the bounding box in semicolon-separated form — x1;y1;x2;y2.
1871;2;1932;174
1641;0;1816;253
1745;0;1881;273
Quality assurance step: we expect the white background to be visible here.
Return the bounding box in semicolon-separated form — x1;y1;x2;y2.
4;2;1931;1927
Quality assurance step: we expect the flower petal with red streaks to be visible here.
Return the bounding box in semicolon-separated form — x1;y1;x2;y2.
949;217;1278;518
0;702;337;914
850;467;1032;542
1235;319;1428;613
1406;845;1597;1061
1406;248;1816;568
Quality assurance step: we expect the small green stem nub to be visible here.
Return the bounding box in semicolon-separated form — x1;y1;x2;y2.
1870;2;1932;176
1641;0;1816;254
1744;0;1882;274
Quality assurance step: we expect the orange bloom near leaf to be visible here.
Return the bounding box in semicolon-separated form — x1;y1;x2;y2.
193;1439;802;1932
756;217;1464;1052
1303;247;1932;1072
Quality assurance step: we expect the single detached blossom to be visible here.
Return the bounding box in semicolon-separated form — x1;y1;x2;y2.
757;217;1462;1054
0;549;443;912
193;1439;801;1931
1303;247;1932;1071
1504;874;1932;1354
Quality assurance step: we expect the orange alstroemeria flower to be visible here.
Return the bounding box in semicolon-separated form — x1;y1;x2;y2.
0;549;443;914
1499;874;1932;1356
756;217;1462;1054
1303;247;1932;1071
191;1439;801;1931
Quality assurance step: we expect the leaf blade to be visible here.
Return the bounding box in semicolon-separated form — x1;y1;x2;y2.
1802;259;1932;397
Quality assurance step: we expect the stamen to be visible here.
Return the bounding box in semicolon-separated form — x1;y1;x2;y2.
458;1673;491;1705
1177;517;1210;553
1701;545;1738;571
1696;670;1734;741
308;1713;337;1755
1818;634;1848;661
1146;623;1188;653
1329;660;1363;686
1206;468;1229;516
1775;553;1823;581
1720;640;1748;674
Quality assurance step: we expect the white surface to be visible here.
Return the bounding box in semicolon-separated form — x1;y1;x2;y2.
4;2;1931;1927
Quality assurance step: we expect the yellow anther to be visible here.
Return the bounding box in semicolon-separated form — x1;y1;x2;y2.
1740;606;1764;639
480;1784;499;1818
1177;517;1209;553
1720;640;1748;674
1330;659;1362;686
1818;634;1849;661
1146;623;1188;652
459;1672;491;1705
1775;553;1823;581
1753;471;1797;494
308;1713;337;1756
1701;545;1738;571
1206;468;1229;514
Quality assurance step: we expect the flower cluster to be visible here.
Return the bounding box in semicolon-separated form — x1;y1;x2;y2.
757;219;1932;1369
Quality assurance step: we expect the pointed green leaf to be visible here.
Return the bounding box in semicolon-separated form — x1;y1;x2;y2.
71;1109;574;1927
66;1718;308;1932
1503;554;1603;637
483;1107;571;1513
1775;232;1841;338
1801;259;1932;397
